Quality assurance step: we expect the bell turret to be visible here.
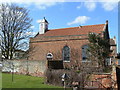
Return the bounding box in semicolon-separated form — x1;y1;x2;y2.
39;17;49;34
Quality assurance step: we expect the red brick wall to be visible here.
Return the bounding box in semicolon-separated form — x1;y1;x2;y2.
92;74;112;88
111;45;117;64
29;35;89;65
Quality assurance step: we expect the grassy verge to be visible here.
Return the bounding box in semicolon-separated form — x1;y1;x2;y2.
2;73;61;88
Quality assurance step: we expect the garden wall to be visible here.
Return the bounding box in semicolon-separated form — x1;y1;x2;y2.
2;60;47;77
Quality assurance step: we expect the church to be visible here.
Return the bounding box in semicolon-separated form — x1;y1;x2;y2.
29;17;117;68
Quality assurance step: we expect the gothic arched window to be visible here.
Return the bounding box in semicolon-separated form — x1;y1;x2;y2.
62;46;70;62
82;45;88;62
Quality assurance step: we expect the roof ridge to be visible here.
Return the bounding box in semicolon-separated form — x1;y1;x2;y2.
49;24;105;31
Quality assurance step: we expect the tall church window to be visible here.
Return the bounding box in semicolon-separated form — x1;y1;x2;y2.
62;46;70;62
82;45;88;62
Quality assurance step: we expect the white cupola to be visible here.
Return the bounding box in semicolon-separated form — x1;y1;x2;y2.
39;17;49;34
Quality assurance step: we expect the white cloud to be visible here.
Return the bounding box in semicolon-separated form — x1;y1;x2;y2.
67;16;90;25
101;2;118;11
84;2;96;11
77;3;83;9
25;31;37;36
0;0;64;3
34;2;57;10
36;19;42;23
30;25;35;29
76;0;118;11
77;5;81;9
0;0;118;11
99;0;119;2
0;0;65;10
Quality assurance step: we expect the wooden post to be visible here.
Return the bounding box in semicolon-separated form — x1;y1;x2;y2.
64;80;66;90
12;63;14;82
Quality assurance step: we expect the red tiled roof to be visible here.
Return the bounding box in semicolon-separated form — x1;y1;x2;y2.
36;24;105;37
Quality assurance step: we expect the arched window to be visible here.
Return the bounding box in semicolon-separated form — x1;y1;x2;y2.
47;53;53;59
62;46;70;62
82;45;88;62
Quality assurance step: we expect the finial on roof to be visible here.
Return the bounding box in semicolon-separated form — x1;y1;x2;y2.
79;25;82;28
43;17;48;23
114;36;116;39
106;20;108;25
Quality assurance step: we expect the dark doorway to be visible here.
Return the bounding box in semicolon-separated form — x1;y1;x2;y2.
116;67;120;89
48;60;63;69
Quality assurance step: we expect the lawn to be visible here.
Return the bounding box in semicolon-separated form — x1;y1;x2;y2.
2;73;61;88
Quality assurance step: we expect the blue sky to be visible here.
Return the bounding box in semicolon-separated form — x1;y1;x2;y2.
0;1;119;52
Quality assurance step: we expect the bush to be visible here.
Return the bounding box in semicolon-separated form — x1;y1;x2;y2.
103;66;112;73
45;69;90;88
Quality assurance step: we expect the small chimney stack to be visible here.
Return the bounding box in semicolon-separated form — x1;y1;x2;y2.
113;36;116;44
79;25;82;28
103;20;110;40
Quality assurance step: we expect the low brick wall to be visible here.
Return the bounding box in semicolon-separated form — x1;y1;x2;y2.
2;59;47;77
91;73;112;88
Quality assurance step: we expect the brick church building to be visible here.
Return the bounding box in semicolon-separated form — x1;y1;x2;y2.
29;17;116;68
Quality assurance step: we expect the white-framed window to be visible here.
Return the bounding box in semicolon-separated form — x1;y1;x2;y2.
118;60;120;65
105;58;111;65
41;23;43;28
82;45;88;62
62;46;70;62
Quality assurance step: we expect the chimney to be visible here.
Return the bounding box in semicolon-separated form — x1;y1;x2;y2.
79;25;82;28
113;36;116;44
103;20;110;40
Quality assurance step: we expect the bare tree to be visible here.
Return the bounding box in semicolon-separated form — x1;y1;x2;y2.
0;3;32;59
50;48;96;87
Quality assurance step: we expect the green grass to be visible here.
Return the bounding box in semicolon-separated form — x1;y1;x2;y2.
2;73;61;88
